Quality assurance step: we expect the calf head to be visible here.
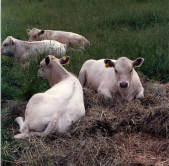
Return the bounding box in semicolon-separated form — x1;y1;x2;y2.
38;55;70;81
1;36;16;57
27;28;45;41
104;57;144;89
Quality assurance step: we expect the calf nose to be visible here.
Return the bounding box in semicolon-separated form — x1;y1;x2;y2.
120;81;128;88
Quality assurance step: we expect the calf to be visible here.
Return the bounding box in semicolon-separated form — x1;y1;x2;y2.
14;55;85;139
27;28;90;50
1;36;67;63
79;57;144;101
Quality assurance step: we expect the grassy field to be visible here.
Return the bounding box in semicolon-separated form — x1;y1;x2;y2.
2;0;169;165
2;0;169;100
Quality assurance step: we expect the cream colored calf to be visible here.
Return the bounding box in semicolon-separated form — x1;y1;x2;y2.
27;28;90;50
14;55;85;139
1;36;67;63
79;57;144;101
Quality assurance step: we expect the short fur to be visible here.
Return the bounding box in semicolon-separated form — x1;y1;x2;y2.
79;57;144;101
27;28;90;50
14;55;85;139
1;36;67;64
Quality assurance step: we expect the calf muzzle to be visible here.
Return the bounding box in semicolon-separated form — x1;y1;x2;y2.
120;81;128;88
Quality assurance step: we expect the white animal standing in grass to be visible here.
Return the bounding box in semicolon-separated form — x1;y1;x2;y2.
79;57;144;101
1;36;67;64
27;28;90;50
14;55;85;139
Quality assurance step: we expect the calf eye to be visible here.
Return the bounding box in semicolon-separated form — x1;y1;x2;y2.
115;69;118;73
4;43;8;47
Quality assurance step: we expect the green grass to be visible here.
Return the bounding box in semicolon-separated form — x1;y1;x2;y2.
1;0;169;164
2;0;169;101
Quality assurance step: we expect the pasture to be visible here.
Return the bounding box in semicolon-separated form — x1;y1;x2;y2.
2;0;169;165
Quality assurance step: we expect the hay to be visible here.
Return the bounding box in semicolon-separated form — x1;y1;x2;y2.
2;77;169;165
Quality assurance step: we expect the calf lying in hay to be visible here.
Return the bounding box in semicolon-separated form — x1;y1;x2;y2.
14;55;85;139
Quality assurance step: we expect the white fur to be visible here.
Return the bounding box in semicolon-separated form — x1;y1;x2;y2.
1;36;67;63
14;56;85;139
27;28;90;50
79;58;144;101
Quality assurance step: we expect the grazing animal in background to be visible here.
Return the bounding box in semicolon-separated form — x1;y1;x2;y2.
14;55;85;139
1;36;67;64
27;28;90;50
79;57;144;101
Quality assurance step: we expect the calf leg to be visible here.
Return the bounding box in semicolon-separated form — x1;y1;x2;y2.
98;88;112;99
15;117;24;132
14;117;30;139
14;120;54;139
30;120;57;137
14;115;59;138
136;88;144;99
14;133;29;139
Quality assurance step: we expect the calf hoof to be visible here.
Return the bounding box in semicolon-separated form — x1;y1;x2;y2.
136;92;144;99
15;117;23;122
14;133;28;139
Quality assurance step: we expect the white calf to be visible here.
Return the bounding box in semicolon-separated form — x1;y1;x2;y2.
79;57;144;101
14;55;85;139
27;28;90;50
1;36;67;63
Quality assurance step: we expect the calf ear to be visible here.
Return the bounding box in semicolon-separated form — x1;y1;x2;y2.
104;59;115;68
38;30;45;36
60;56;70;65
9;38;15;45
133;57;144;67
45;56;50;65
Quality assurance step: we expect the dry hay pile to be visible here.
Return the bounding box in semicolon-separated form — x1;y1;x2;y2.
2;75;169;166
